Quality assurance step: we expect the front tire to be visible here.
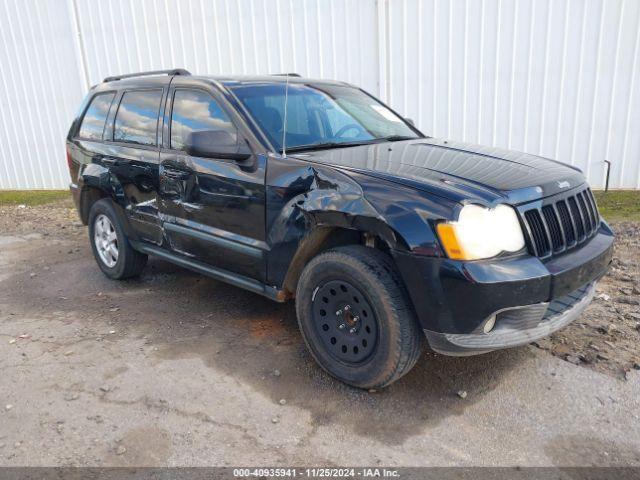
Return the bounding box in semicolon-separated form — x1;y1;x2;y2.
88;199;147;279
295;246;423;389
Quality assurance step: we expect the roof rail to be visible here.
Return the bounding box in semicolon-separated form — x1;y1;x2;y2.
103;69;191;83
271;73;301;77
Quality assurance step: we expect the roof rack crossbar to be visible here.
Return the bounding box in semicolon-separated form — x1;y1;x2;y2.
271;73;301;77
103;69;191;83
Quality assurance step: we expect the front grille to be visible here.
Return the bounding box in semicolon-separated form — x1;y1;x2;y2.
521;188;599;258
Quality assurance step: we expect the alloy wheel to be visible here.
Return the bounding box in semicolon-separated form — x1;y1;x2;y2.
94;214;119;268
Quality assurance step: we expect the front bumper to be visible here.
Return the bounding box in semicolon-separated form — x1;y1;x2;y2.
424;281;596;355
393;223;614;355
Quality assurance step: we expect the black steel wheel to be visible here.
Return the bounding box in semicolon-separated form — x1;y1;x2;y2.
312;280;378;365
296;245;423;389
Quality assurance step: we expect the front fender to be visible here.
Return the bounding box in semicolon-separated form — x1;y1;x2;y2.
264;155;455;290
267;169;400;246
344;170;459;257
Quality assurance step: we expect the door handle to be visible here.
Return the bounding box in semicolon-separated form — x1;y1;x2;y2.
161;157;192;180
163;167;191;180
102;157;125;167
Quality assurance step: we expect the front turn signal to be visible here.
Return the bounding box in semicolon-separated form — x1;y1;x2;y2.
436;223;467;260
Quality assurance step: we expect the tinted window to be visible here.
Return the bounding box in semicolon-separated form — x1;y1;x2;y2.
170;90;237;151
113;90;163;146
78;93;115;140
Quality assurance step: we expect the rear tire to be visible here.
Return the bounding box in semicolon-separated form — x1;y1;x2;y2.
88;199;147;280
295;245;423;389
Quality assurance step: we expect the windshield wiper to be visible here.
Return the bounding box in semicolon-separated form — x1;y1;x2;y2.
284;135;417;153
379;135;417;142
284;140;371;153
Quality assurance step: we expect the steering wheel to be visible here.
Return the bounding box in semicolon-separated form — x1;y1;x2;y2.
334;124;367;139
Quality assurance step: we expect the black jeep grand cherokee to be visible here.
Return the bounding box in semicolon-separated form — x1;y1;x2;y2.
67;69;613;389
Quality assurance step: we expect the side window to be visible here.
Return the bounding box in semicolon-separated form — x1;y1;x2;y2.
113;90;163;146
78;93;115;140
170;89;237;151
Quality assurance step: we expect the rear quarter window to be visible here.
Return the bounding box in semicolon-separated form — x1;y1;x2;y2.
78;92;116;140
113;90;163;146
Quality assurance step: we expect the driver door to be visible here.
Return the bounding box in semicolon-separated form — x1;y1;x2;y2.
158;81;267;282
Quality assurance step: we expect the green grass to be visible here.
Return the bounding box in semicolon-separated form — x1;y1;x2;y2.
0;190;70;206
593;190;640;222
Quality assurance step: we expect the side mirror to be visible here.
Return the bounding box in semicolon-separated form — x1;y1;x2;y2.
184;130;253;164
405;118;415;127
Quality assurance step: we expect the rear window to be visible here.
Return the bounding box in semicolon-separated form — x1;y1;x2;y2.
113;90;163;146
78;93;115;140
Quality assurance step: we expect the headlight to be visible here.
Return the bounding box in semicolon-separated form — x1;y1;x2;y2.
436;204;525;260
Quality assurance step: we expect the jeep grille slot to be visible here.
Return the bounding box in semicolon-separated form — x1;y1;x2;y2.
541;205;563;251
522;188;599;258
567;196;585;240
524;210;551;257
585;189;599;229
556;200;575;245
580;191;597;231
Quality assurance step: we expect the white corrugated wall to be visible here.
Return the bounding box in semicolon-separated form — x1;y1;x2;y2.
0;0;638;190
0;0;85;189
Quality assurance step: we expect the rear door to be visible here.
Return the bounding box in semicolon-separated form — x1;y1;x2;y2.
106;88;165;243
158;79;267;282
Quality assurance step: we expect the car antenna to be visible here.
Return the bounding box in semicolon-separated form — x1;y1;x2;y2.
282;73;290;158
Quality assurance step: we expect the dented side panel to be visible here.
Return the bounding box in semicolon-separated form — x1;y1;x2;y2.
73;139;163;244
265;155;458;290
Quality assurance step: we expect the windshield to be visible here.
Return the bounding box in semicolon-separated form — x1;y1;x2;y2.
230;83;420;152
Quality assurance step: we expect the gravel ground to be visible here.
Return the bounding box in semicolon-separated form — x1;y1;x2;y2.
0;199;639;467
535;222;640;379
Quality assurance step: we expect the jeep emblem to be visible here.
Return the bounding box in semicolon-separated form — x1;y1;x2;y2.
557;180;570;188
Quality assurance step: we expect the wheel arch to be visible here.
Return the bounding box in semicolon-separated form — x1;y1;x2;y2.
78;186;109;225
77;163;125;225
280;220;409;299
78;167;139;243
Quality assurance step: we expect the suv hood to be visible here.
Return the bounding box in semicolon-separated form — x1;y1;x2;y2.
290;138;586;205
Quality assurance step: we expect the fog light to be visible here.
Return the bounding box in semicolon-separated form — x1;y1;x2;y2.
483;315;496;334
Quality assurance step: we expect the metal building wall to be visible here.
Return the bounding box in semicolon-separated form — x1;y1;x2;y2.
74;0;380;94
384;0;640;190
0;0;638;190
0;0;85;189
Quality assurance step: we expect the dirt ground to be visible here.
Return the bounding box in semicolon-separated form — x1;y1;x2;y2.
534;221;640;379
1;199;639;467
